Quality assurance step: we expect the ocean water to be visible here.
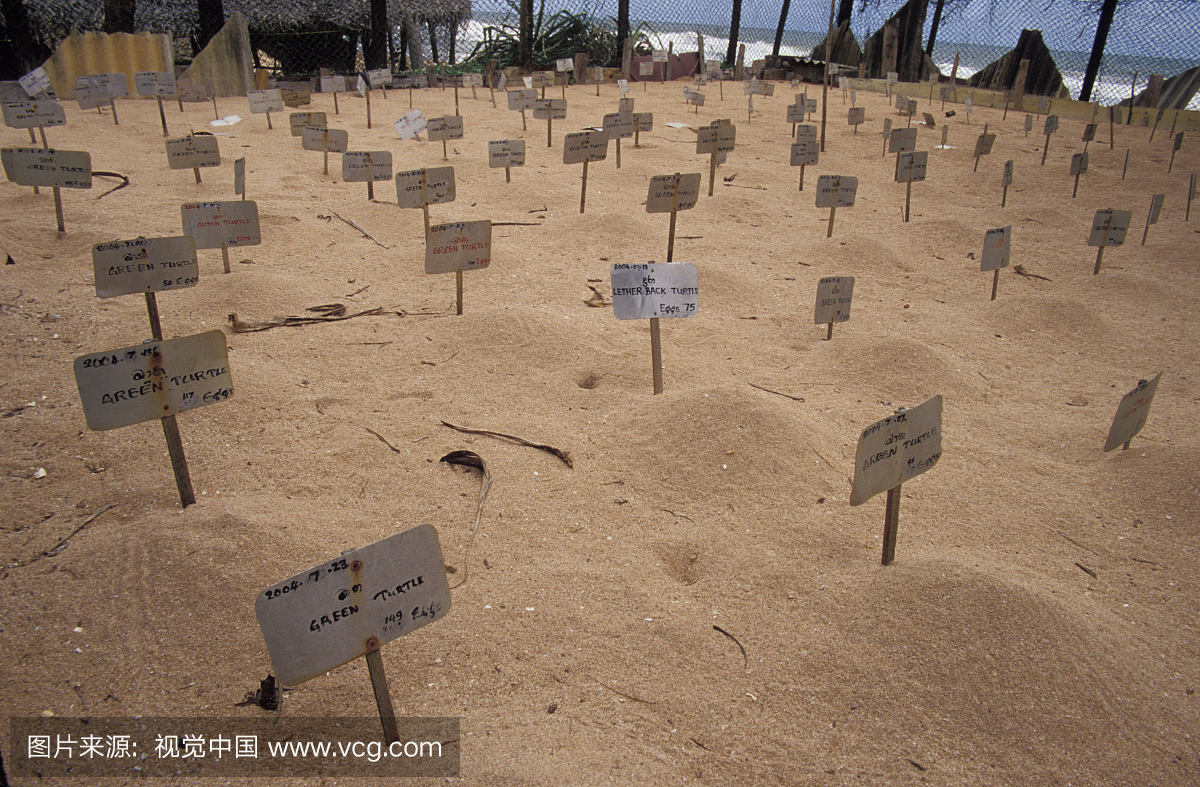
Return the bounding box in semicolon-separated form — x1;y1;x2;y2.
457;14;1200;110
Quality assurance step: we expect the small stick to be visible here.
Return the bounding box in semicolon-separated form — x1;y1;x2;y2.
1041;131;1051;165
1122;149;1130;180
365;84;372;129
52;186;64;233
222;244;231;274
1127;71;1138;125
367;180;374;200
365;648;400;744
882;484;901;565
616;138;621;169
266;108;273;129
904;180;912;222
157;95;168;136
212;96;219;120
456;270;463;315
145;294;196;507
826;205;837;237
1188;174;1195;221
28;127;40;194
650;317;663;394
580;158;589;213
109;96;119;125
708;149;717;197
666;175;680;262
1072;168;1081;198
826;320;833;340
990;268;1000;301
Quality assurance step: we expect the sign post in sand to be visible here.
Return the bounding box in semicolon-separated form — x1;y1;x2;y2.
1070;151;1089;198
603;111;633;168
342;151;392;200
135;70;176;136
895;150;927;222
88;235;203;505
320;74;346;114
981;225;1012;300
2;147;91;233
696;120;736;197
166;134;220;183
646;172;701;262
256;524;452;743
395;166;456;237
181;200;261;274
790;125;818;190
1169;132;1184;173
73;328;231;508
563;130;609;213
248;88;283;129
507;88;536;130
1087;208;1131;275
1104;373;1162;452
850;395;943;565
816;174;858;237
427;115;464;161
426;220;491;315
1187;174;1196;221
973;131;996;172
487;139;525;183
633;112;652;147
1001;159;1014;206
848;106;865;133
814;275;854;340
533;98;567;148
1041;115;1059;165
2;100;65;195
610;262;699;394
1141;193;1165;244
300;126;349;176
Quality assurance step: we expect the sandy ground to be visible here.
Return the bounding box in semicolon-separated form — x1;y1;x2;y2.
1;77;1198;786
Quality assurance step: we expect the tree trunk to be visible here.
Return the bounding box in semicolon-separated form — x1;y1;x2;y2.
196;0;224;50
449;21;457;65
772;0;792;57
1;0;48;76
103;0;135;34
616;0;629;68
925;0;944;56
427;20;438;63
1080;0;1118;102
364;0;387;69
725;0;742;65
399;22;408;69
519;0;534;69
836;0;853;27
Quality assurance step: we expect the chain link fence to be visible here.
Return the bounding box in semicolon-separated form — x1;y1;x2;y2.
4;0;1199;107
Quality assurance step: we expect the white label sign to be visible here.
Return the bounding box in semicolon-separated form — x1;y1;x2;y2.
787;104;805;124
1104;373;1162;452
75;78;105;109
795;124;817;143
134;70;176;97
531;71;554;88
425;220;491;274
427;115;464;141
300;126;348;152
619;97;634;113
248;89;283;113
342;151;392;182
393;109;427;139
639;61;655;76
848;106;865;125
790;140;819;166
166;135;220;169
974;132;996;157
850;395;943;506
99;73;128;97
1070;151;1089;176
1088;209;1132;247
634;112;653;132
181;200;261;249
1;147;91;188
1044;115;1059;134
1148;193;1165;224
610;262;699;320
289;111;327;136
888;127;916;153
506;88;536;111
981;226;1012;271
233;157;245;195
488;139;525;168
603;111;633;139
255;524;451;686
19;67;52;96
532;98;567;120
814;276;854;324
696;123;736;154
1002;159;1014;187
646;173;701;213
2;100;65;128
556;58;573;72
896;150;927;182
176;78;208;103
92;236;198;298
73;330;233;432
563;130;608;164
319;75;346;93
366;68;391;88
1024;114;1034;133
394;166;455;208
815;175;858;208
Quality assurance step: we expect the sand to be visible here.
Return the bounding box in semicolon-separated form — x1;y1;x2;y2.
1;78;1198;785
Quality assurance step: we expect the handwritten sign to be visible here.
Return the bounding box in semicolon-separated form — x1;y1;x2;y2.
427;115;464;141
506;88;536;111
795;124;817;143
1147;193;1165;225
320;75;347;93
1002;159;1014;187
342;151;392;182
248;89;283;113
74;78;105;110
556;58;573;72
1088;209;1132;246
19;67;52;96
974;132;996;157
787;104;806;124
1044;115;1059;134
639;61;655;77
532;98;567;120
888;127;916;153
301;126;348;152
814;276;854;324
610;262;699;320
425;220;491;274
1070;151;1089;176
134;70;176;97
1;147;91;188
1037;96;1050;114
646;173;701;212
896;150;927;182
92;236;198;298
393;109;427;139
176;78;208;103
255;524;451;686
395;166;455;208
603;111;634;139
563;130;608;164
696;123;736;154
619;97;635;113
850;394;943;506
166;135;220;169
816;175;858;207
791;140;819;166
634;112;653;132
848;106;865;126
289;111;327;136
687;91;706;107
366;68;391;88
181;201;261;249
99;73;128;97
922;112;936;127
488;139;525;169
1082;123;1097;142
73;330;232;432
981;226;1012;271
2;100;65;128
1024;114;1033;134
1104;373;1162;452
280;88;310;107
531;71;554;88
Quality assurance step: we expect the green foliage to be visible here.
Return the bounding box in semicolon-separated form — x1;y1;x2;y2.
463;9;652;69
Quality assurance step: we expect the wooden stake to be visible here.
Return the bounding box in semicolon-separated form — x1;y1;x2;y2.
1093;243;1105;275
1188;174;1196;221
367;180;374;200
422;204;430;239
666;175;680;262
650;317;663;395
881;485;900;565
28;127;40;194
193;167;202;183
521;108;527;130
365;85;371;129
1149;109;1162;142
904;180;912;222
826;321;833;340
616;138;621;169
334;91;339;114
52;186;64;233
505;165;511;183
1073;169;1081;198
213;96;219;120
145;292;196;508
222;245;231;274
990;268;1000;301
1041;132;1051;165
157;95;168;137
109;97;119;125
826;206;837;237
442;139;448;161
365;648;400;745
1109;105;1115;148
799;164;805;191
266;108;273;129
547;113;552;148
708;149;717;197
456;270;463;315
1122;149;1130;180
580;158;589;213
454;85;459;113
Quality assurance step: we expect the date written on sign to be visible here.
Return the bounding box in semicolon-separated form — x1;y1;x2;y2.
255;524;452;686
73;330;233;432
610;262;699;320
92;235;198;298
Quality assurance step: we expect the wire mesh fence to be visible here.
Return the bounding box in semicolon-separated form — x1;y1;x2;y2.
4;0;1199;108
